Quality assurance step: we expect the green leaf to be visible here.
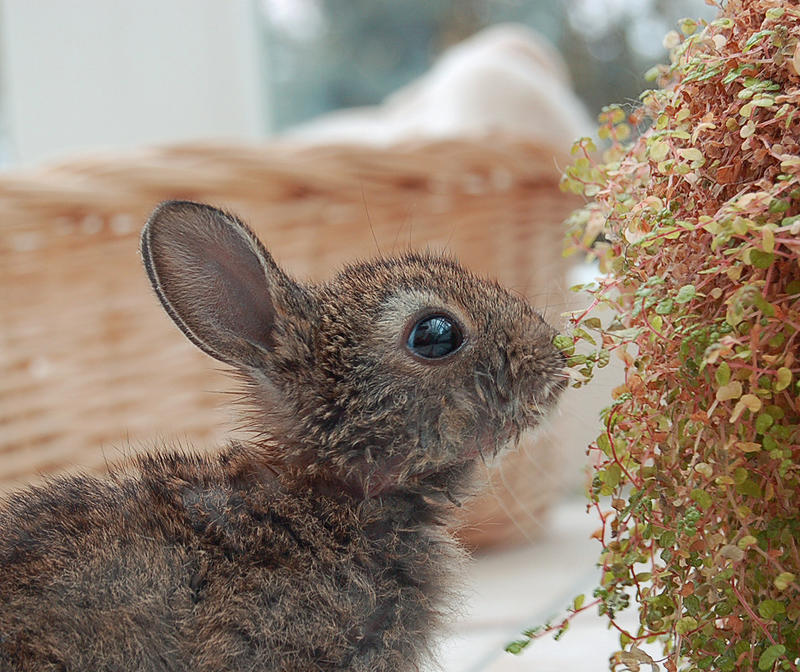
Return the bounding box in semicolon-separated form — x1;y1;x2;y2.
582;317;603;329
597;433;612;456
603;464;622;488
644;66;660;82
743;30;773;52
768;198;789;214
738;534;758;549
723;64;753;85
573;328;598;346
755;413;774;434
678;17;698;35
691;488;713;510
726;301;744;327
649;140;670;162
757;644;785;671
675;284;697;303
775;367;792;391
716;380;742;401
736;479;762;498
757;600;786;620
573;594;586;611
715;362;731;386
505;640;530;655
655;298;674;315
553;334;575;356
749;249;774;269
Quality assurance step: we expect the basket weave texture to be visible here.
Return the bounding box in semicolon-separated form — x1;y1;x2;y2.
0;137;575;548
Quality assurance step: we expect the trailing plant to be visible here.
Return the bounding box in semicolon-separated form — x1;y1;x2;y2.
510;1;800;670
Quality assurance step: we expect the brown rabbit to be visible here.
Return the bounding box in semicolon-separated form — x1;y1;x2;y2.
0;201;566;671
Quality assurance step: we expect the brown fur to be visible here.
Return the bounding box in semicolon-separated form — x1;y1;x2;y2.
0;201;565;671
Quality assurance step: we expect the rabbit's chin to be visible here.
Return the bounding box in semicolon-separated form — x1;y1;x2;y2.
342;419;523;502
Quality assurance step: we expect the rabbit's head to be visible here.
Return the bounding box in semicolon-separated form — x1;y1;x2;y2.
141;201;565;501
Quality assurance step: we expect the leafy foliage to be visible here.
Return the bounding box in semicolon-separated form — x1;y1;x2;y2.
515;2;800;670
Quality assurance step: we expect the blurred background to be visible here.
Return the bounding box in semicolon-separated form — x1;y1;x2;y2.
1;1;713;671
1;0;713;165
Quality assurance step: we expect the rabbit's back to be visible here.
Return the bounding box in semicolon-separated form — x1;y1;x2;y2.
0;446;456;671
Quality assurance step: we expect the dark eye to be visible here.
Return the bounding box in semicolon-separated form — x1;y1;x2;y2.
407;314;464;359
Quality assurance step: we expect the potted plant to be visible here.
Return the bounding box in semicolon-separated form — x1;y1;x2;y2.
512;2;800;670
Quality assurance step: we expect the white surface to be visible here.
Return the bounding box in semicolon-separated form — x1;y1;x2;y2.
434;499;661;672
0;0;266;165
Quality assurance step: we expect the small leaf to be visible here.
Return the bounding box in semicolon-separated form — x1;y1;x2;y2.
649;140;670;162
774;572;796;591
757;600;786;620
749;249;774;269
755;413;774;434
743;29;773;53
694;462;713;478
736;478;762;498
775;367;792;391
675;616;698;634
553;334;575;355
762;227;776;253
573;328;597;346
720;545;745;562
726;301;744;327
655;298;674;315
582;317;603;329
573;594;586;611
741;394;762;412
597;433;612;456
738;535;758;549
675;284;697;303
603;464;622;488
691;488;712;510
678;17;697;35
758;644;785;671
506;640;530;655
737;441;762;453
716;380;742;402
678;148;705;168
716;362;731;386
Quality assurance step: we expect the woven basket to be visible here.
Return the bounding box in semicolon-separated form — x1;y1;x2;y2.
0;137;575;548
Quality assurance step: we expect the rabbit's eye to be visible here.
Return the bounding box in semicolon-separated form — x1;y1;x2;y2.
407;315;464;359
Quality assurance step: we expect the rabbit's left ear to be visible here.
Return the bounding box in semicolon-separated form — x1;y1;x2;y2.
141;200;288;368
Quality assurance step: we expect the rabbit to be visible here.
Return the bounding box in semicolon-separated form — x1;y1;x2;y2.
0;200;566;672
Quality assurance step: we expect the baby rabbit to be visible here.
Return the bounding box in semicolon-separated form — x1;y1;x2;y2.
0;201;566;671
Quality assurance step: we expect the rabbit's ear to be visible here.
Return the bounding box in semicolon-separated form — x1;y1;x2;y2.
141;201;284;368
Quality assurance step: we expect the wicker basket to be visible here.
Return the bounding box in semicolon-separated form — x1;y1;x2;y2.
0;137;575;548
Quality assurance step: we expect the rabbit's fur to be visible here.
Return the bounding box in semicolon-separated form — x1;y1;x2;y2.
0;201;566;671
